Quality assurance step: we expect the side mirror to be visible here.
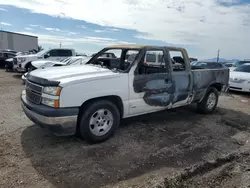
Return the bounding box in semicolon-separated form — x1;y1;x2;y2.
44;54;49;58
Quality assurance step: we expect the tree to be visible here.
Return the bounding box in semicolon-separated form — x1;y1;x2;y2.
38;45;44;52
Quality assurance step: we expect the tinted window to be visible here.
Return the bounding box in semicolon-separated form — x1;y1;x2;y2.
234;65;250;73
48;50;59;57
58;50;73;56
145;54;156;62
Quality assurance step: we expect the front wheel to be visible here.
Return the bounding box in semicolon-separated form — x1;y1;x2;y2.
197;87;219;114
78;100;120;144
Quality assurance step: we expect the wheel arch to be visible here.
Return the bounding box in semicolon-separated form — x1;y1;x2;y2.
25;61;32;68
76;95;124;129
199;82;222;103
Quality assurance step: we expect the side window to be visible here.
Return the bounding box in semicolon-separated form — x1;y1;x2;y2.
0;53;3;57
125;50;139;62
137;50;166;75
58;50;73;56
4;53;8;58
48;50;59;57
169;51;186;71
98;50;121;59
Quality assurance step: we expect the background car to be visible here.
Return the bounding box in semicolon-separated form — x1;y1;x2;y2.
230;60;250;71
22;56;91;84
229;63;250;92
31;56;90;70
0;49;17;54
0;51;16;68
5;51;35;71
190;61;225;69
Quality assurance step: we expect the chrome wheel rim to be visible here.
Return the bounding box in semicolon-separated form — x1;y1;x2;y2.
89;109;113;136
207;93;216;110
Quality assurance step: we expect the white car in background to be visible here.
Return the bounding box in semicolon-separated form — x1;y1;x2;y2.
229;63;250;92
14;48;76;72
22;56;91;84
31;56;89;69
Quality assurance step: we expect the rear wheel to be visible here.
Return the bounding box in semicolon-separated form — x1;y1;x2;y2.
197;87;219;114
78;100;120;144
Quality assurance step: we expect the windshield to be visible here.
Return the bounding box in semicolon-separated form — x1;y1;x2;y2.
234;65;250;73
66;58;81;65
69;57;91;65
61;57;71;62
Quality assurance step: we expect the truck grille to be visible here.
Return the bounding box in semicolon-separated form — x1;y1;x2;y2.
26;81;43;93
13;58;17;65
25;81;43;104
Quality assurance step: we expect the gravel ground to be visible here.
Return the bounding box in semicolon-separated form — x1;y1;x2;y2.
0;68;250;188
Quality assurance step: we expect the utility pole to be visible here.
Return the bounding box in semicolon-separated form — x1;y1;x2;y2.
59;42;62;48
216;49;220;62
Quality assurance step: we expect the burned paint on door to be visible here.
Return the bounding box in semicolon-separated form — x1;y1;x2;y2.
133;74;174;107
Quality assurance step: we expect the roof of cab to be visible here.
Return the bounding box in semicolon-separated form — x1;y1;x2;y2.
106;44;186;51
106;44;147;49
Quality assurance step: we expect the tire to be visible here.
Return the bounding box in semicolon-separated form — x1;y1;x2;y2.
197;87;219;114
78;100;120;144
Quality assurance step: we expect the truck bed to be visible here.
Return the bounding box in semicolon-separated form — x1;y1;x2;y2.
192;68;229;102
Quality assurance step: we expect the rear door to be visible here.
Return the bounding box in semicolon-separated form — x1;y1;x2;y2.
167;48;193;107
129;47;174;115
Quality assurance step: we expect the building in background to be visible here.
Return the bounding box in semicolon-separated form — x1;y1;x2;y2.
0;30;38;52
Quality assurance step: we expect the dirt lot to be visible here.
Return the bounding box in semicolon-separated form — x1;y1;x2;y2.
0;68;250;188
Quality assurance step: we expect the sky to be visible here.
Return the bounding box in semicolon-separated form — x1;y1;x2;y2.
0;0;250;59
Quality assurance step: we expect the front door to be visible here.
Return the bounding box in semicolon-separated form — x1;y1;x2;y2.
128;47;174;116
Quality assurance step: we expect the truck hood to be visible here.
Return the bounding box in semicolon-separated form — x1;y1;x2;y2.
28;65;119;86
16;54;38;58
31;60;60;68
230;71;250;80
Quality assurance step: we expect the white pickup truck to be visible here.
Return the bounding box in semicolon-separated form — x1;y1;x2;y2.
14;48;76;72
21;45;229;143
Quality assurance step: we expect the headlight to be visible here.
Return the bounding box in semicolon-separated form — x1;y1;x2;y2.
43;87;61;96
18;57;26;62
42;98;59;108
